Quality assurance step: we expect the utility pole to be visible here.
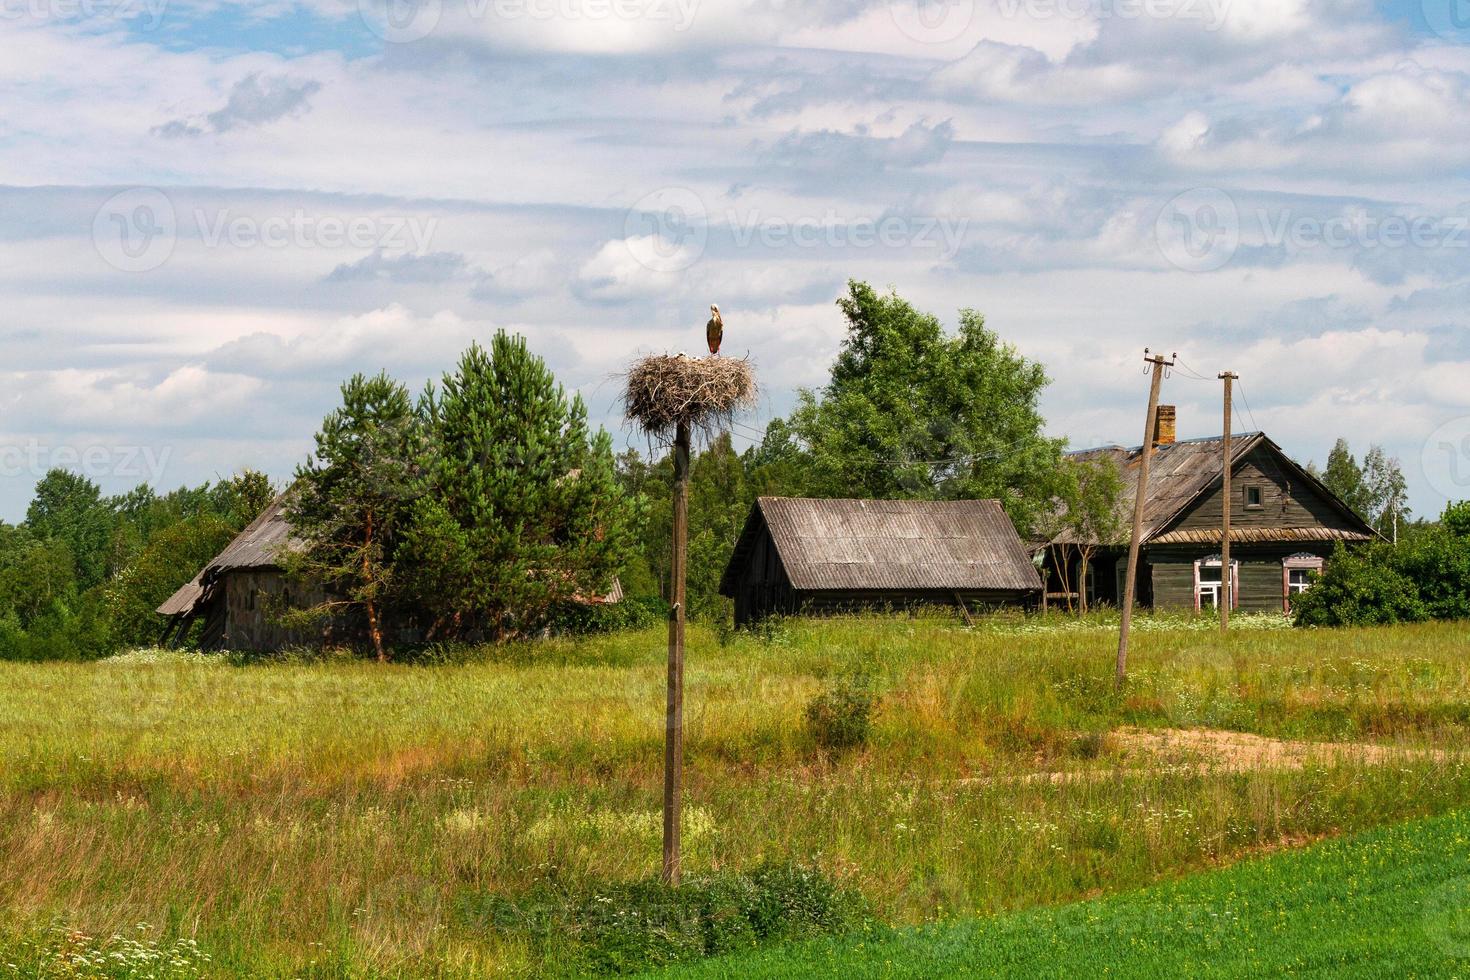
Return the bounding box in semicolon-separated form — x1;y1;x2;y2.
1219;372;1238;632
1117;350;1174;689
663;420;690;886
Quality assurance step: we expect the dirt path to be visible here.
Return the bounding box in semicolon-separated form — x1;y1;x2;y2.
1109;726;1446;773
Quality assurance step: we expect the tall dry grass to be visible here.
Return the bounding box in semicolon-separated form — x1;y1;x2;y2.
2;614;1469;976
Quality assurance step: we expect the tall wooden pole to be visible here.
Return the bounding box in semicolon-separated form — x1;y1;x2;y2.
1219;372;1237;632
663;421;690;887
1117;351;1173;689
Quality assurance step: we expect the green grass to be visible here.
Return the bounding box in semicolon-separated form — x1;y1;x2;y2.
664;806;1470;978
2;614;1470;976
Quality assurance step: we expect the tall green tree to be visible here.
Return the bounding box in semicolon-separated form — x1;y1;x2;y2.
779;281;1066;534
1322;438;1369;517
25;470;113;590
401;332;638;642
286;373;425;661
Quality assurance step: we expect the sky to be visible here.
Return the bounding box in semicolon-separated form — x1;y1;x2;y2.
3;0;1470;521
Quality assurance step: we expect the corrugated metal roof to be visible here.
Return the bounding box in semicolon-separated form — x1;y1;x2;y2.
1150;526;1373;545
725;497;1041;594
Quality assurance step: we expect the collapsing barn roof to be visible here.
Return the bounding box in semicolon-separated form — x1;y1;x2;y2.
156;495;300;619
720;497;1042;596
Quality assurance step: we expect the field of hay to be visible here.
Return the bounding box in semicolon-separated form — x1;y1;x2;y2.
3;614;1470;976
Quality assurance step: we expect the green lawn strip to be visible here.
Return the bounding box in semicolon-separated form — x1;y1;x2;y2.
662;808;1470;978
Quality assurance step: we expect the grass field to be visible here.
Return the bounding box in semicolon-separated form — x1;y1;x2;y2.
666;805;1470;978
3;613;1470;976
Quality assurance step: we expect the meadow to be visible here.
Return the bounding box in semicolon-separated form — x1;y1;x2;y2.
3;613;1470;976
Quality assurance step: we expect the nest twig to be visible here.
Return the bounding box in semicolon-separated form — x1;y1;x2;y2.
623;354;757;441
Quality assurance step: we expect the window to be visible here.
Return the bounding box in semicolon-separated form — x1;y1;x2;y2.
1244;485;1264;509
1282;554;1324;612
1195;556;1239;611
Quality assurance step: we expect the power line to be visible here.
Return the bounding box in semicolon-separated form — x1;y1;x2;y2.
1235;378;1262;432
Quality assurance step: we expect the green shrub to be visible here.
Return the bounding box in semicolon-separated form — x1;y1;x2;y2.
462;861;866;975
805;676;877;752
1292;544;1428;628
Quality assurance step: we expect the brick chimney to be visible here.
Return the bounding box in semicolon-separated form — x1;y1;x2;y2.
1153;405;1177;446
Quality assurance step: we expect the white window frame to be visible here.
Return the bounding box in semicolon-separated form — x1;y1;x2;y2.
1282;553;1324;613
1194;555;1239;612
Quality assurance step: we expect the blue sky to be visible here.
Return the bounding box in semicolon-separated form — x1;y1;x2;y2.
3;0;1469;520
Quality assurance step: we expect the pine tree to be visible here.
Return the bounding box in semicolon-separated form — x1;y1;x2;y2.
286;372;424;661
401;332;638;641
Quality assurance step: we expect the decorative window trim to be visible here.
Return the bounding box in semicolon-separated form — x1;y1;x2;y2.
1193;555;1239;612
1282;553;1324;613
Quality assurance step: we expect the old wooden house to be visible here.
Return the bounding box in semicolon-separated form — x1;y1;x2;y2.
1044;409;1379;613
719;497;1042;625
158;494;625;651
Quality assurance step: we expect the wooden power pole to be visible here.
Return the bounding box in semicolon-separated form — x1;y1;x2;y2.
1219;372;1238;632
1117;350;1174;689
663;421;690;886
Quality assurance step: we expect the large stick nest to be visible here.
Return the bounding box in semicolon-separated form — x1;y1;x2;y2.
623;354;757;439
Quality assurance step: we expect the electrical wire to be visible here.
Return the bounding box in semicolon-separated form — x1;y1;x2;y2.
1235;378;1262;433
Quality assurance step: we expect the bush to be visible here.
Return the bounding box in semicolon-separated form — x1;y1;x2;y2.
464;861;867;975
1292;544;1428;628
805;676;877;752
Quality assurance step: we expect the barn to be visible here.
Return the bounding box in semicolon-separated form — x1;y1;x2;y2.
1044;411;1380;613
156;495;325;651
158;494;626;651
719;497;1042;626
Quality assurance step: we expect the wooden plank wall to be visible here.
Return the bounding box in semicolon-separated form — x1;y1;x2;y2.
1173;445;1361;533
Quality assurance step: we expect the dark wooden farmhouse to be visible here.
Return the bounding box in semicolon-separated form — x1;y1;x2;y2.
157;495;624;651
719;497;1042;625
1044;411;1379;613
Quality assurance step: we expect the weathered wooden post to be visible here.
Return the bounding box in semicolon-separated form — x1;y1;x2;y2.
623;352;755;887
663;420;689;885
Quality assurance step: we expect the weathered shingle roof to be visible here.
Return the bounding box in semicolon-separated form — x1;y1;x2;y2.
155;495;305;617
722;497;1041;595
1056;432;1376;547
